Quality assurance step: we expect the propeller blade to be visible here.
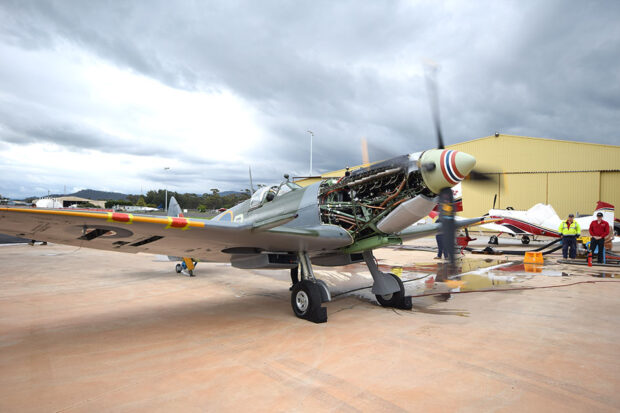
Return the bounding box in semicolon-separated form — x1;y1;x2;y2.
424;63;445;150
467;169;495;182
421;162;436;172
438;187;456;266
361;137;370;164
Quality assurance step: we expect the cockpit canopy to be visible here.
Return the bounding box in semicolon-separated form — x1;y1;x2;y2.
249;181;301;209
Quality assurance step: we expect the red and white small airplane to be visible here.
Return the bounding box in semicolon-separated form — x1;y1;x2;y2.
479;201;618;245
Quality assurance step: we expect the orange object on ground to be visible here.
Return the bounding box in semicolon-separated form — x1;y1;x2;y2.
524;251;544;264
524;264;543;273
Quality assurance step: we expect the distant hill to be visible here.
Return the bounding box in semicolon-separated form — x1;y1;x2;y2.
23;189;245;202
26;189;129;201
219;191;246;196
70;189;129;200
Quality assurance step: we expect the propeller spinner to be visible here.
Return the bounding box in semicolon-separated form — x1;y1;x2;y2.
418;149;476;194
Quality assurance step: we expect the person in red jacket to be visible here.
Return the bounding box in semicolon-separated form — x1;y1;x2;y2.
589;212;610;263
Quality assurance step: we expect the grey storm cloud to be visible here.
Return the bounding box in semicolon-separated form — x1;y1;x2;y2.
0;0;619;198
0;109;206;161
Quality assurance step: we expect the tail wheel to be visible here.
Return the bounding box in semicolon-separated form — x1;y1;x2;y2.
175;263;182;273
291;280;327;323
375;273;405;308
489;235;499;245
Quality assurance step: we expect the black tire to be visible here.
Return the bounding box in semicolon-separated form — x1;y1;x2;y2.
521;235;530;245
175;263;182;273
375;273;405;308
291;280;326;323
489;235;499;245
615;224;620;237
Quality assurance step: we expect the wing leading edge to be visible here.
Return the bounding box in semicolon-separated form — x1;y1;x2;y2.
0;207;351;260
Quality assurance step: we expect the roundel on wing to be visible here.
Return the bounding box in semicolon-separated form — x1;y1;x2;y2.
215;210;233;222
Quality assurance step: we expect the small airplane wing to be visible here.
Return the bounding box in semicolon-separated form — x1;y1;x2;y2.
477;222;519;235
0;207;294;259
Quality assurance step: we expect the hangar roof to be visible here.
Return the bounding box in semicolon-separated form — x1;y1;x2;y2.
293;134;620;187
447;134;620;173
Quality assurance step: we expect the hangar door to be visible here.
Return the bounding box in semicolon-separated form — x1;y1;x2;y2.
548;172;599;217
460;175;501;217
499;174;547;211
600;172;620;210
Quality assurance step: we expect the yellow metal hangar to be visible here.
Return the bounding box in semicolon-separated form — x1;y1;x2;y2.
448;134;620;218
297;134;620;218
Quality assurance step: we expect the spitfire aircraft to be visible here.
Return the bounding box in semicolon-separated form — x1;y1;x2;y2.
0;71;494;323
0;144;491;323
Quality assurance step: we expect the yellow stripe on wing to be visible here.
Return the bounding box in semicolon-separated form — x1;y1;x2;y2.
0;208;205;229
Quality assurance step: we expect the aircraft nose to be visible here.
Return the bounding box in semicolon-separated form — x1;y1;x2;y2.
417;149;477;194
454;151;476;178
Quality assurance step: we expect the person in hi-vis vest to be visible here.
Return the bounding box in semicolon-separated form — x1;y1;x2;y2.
558;213;580;259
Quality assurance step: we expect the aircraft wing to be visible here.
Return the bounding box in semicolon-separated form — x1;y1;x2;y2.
398;217;488;240
0;207;301;260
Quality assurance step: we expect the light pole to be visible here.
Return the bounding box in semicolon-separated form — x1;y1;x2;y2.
164;167;170;212
307;130;314;176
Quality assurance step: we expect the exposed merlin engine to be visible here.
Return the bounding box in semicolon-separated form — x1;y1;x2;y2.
319;153;435;239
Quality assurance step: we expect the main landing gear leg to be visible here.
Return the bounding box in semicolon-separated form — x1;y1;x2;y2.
362;250;412;310
290;252;329;323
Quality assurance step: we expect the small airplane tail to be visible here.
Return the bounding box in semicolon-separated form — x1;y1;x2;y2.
168;196;183;217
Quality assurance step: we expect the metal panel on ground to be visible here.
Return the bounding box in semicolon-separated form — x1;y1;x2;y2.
499;174;547;210
548;172;599;218
600;172;620;209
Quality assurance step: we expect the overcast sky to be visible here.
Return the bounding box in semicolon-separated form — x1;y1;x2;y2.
0;1;618;198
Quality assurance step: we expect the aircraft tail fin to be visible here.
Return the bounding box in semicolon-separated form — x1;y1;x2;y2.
595;201;614;212
168;196;184;217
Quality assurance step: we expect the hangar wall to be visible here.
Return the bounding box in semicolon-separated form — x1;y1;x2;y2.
448;135;620;218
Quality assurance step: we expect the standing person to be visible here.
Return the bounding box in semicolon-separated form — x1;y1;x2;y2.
435;231;448;260
589;212;610;263
558;213;581;259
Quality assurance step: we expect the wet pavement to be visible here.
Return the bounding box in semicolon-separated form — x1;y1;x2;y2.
275;256;620;309
1;242;620;411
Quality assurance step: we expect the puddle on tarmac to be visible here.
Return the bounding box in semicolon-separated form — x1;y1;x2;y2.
589;272;620;278
316;258;581;303
250;256;619;307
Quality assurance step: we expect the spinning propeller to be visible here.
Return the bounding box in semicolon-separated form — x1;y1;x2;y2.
423;64;498;265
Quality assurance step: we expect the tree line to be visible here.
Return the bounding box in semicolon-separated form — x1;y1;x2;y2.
104;189;250;211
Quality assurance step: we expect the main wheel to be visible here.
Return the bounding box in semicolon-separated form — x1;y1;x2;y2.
375;273;405;308
489;235;499;245
291;280;326;323
175;263;182;273
521;235;530;245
